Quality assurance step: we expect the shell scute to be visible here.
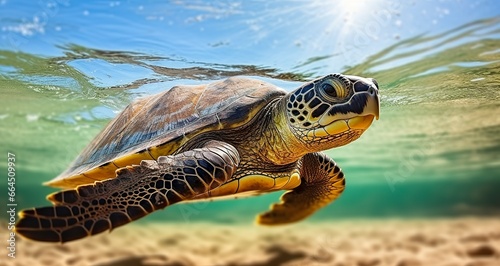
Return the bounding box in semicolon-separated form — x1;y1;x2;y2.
47;77;286;188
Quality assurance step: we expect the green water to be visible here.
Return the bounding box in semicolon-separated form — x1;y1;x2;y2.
0;1;499;223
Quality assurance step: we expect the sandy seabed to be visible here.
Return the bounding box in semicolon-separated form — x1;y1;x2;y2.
2;218;500;266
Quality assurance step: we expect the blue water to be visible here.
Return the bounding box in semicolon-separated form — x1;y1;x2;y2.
0;0;499;223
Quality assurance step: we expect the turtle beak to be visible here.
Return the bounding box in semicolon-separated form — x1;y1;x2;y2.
344;75;380;120
369;78;380;120
363;85;380;120
318;85;380;126
341;88;379;131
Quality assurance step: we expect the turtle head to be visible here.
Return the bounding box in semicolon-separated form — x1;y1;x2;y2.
283;73;380;151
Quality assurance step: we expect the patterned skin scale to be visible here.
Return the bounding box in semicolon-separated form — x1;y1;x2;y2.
16;74;380;242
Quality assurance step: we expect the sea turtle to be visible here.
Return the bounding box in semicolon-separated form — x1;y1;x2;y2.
16;74;379;243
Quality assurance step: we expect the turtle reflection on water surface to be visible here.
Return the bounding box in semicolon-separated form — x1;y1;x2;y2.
16;74;380;243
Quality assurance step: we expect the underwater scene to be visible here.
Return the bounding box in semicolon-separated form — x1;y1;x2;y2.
1;0;499;265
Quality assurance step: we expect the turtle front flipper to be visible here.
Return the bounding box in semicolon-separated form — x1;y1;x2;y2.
16;141;239;243
257;152;345;225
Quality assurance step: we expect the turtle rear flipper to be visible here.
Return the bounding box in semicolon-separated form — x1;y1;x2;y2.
257;152;345;225
16;141;239;243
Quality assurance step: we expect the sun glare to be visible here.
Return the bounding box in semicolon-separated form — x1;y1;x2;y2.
302;0;389;44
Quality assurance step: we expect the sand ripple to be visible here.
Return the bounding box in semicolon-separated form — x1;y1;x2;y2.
2;218;500;266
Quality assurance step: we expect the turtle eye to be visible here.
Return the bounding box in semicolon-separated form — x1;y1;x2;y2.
320;79;347;100
321;83;336;97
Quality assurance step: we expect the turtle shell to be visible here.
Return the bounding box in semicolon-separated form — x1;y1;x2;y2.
48;77;286;188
